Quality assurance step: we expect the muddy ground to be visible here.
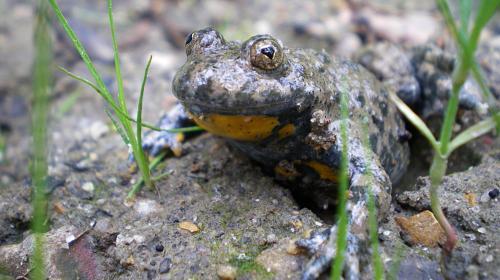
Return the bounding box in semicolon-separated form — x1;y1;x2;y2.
0;0;499;279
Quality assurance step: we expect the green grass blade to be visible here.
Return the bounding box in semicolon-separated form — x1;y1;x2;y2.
435;0;474;65
360;122;385;280
56;91;81;118
447;115;497;155
106;109;130;145
127;151;168;200
0;132;6;164
331;81;349;280
107;0;152;188
471;63;496;106
134;55;153;190
469;0;500;51
136;55;153;149
48;0;114;101
107;0;126;113
57;66;106;98
459;0;471;34
387;243;407;280
389;92;440;152
31;1;52;279
57;67;202;132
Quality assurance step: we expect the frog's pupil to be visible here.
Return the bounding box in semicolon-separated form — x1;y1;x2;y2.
185;33;193;45
260;46;275;59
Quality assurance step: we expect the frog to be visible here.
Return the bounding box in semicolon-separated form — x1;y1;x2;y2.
141;27;486;279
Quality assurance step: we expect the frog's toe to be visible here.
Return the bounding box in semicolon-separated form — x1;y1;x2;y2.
297;226;361;280
297;226;336;280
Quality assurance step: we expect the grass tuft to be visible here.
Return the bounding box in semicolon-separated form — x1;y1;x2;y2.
48;0;203;199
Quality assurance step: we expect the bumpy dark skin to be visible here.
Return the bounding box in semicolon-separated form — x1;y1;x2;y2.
143;27;411;279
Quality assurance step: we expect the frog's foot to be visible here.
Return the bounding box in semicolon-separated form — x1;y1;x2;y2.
296;226;362;280
142;127;184;157
141;103;196;157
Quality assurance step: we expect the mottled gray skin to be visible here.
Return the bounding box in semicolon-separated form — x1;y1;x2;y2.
144;27;411;279
356;42;488;118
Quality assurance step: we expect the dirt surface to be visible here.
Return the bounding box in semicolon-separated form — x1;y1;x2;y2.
0;0;499;279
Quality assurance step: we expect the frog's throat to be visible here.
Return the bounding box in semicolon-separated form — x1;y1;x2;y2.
189;113;279;141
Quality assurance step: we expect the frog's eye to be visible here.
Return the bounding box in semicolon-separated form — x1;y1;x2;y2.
250;38;284;70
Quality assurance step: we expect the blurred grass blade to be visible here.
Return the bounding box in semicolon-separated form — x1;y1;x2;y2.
136;55;153;149
469;0;500;50
389;92;439;152
447;116;497;155
106;109;130;145
436;0;474;63
48;0;113;101
107;0;152;188
459;0;471;34
135;55;153;190
387;243;407;280
127;151;167;200
56;91;81;118
331;81;349;280
57;67;106;99
57;66;199;132
360;122;384;280
32;0;52;279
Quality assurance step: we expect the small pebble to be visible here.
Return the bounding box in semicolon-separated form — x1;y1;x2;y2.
485;255;493;262
266;233;277;244
155;244;164;252
480;191;491;203
286;241;302;255
179;221;200;233
89;121;109;140
123;255;135;267
159;257;172;274
488;188;499;199
217;264;237;280
464;193;477;206
465;233;476;241
81;182;95;193
477;227;487;234
395;210;446;247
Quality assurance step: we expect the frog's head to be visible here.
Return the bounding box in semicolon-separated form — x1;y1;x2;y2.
172;27;318;141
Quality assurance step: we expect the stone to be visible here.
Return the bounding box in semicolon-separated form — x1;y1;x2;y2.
395;210;446;247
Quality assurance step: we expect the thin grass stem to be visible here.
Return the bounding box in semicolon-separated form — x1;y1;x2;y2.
330;82;349;280
31;1;52;279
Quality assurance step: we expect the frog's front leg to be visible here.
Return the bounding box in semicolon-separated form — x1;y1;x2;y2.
142;103;197;156
297;143;391;280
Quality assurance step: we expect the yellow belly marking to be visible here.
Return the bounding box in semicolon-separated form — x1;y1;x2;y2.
304;161;338;182
278;123;296;139
191;113;279;141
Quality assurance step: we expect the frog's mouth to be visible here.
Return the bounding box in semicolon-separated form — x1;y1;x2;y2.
189;112;280;141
